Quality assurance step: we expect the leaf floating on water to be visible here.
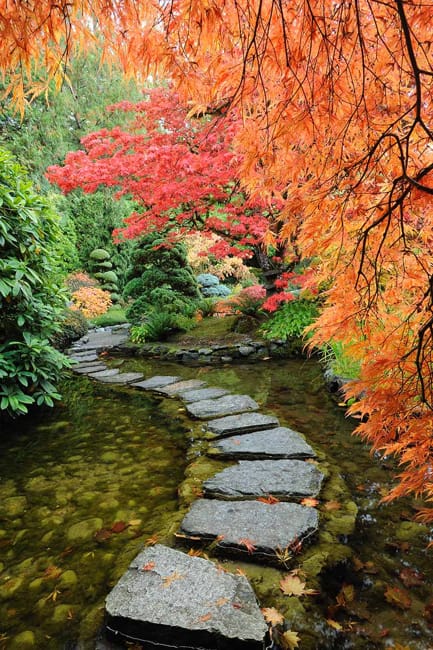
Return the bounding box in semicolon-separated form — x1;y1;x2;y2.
280;572;318;597
324;500;341;511
261;607;284;626
257;494;280;504
111;521;128;533
145;534;159;546
94;528;112;542
43;565;62;580
384;585;412;610
399;567;424;588
326;619;343;631
280;630;300;649
336;583;355;608
128;519;142;527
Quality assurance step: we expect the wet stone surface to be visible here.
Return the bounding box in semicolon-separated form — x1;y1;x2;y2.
105;544;267;650
187;395;259;419
208;427;316;460
203;460;324;500
132;375;181;390
179;387;230;403
87;368;120;378
73;363;108;374
68;326;130;353
206;412;280;437
95;372;144;384
180;499;319;559
154;378;207;396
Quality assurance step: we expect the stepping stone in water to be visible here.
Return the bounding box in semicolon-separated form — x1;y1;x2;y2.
132;376;181;390
87;368;120;378
179;387;230;403
208;427;316;460
70;353;99;363
187;395;259;420
155;379;207;396
104;544;267;650
96;372;144;384
180;499;319;559
203;460;324;500
206;412;279;438
72;363;107;374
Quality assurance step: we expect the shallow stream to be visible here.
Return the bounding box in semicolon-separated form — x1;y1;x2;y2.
0;357;432;649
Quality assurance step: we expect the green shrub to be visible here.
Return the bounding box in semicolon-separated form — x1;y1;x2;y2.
52;308;88;350
260;299;319;341
90;248;111;261
90;306;128;327
321;340;361;380
0;148;71;418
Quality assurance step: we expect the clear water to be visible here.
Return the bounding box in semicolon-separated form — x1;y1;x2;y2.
0;357;432;649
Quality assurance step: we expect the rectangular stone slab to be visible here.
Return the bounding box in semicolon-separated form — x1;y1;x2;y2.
87;368;120;378
179;387;230;403
72;364;107;374
203;459;324;500
154;379;207;396
105;544;267;650
206;413;279;438
208;427;316;460
180;499;319;559
132;376;181;390
96;372;144;384
186;395;259;419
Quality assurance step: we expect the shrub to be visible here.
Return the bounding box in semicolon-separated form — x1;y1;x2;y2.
201;284;232;297
52;308;88;350
260;299;319;341
233;284;266;316
196;273;220;288
65;271;98;293
90;248;111;261
0;148;70;417
70;286;112;318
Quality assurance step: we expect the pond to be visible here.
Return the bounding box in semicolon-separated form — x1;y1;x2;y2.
0;356;432;649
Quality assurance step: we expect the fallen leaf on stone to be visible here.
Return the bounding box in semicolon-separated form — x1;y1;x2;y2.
324;500;341;511
233;439;241;445
215;597;229;607
162;571;185;587
326;619;343;631
235;568;247;577
261;607;284;626
280;630;300;649
111;521;128;533
384;585;411;610
257;494;280;504
280;573;318;597
300;497;319;507
141;562;155;572
198;613;212;622
399;567;424;588
145;534;159;545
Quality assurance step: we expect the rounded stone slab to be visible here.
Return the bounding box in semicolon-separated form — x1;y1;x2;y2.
105;544;267;650
203;460;324;500
154;379;207;396
208;427;316;460
180;499;319;558
206;412;279;438
186;395;259;420
95;372;144;384
179;387;230;403
132;375;181;390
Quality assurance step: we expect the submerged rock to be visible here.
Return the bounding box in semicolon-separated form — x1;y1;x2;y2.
187;395;259;419
67;518;103;542
203;460;324;500
206;413;279;437
208;427;316;460
105;544;267;649
180;499;319;560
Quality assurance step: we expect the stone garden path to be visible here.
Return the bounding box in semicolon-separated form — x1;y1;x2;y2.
68;328;324;649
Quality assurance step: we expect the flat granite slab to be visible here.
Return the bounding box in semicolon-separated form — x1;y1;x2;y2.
96;372;144;384
105;544;267;650
180;499;319;559
132;376;181;390
187;395;259;420
179;387;230;403
70;352;99;363
155;379;207;396
72;363;108;374
87;368;120;378
203;460;324;500
208;427;316;460
206;413;279;438
69;327;129;352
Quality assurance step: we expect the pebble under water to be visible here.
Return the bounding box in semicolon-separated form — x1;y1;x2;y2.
0;357;433;649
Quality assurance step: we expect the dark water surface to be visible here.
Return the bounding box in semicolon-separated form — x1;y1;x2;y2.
0;357;432;649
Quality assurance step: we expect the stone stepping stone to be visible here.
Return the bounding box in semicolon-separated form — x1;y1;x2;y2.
203;460;324;500
208;427;316;460
87;368;120;378
206;412;279;438
96;372;144;384
72;364;108;375
180;499;319;558
70;352;99;363
132;376;181;390
104;544;267;650
154;379;207;396
179;387;230;403
186;395;259;420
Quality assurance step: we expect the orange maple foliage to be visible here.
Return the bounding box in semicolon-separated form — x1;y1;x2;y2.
5;1;433;518
70;286;112;319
